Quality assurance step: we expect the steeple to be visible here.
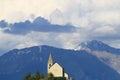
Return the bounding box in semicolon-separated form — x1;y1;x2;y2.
48;53;53;70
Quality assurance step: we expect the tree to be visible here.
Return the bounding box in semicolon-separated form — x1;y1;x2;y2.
29;76;36;80
23;71;69;80
23;72;31;80
47;73;54;78
35;70;41;80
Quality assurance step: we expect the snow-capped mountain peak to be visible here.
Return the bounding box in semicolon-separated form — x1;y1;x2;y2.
76;40;113;51
75;40;103;50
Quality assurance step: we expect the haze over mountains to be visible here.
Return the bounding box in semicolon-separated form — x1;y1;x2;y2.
0;15;120;56
77;40;120;74
1;40;120;80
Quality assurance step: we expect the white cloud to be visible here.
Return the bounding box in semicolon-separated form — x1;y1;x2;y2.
93;26;116;36
0;0;68;23
0;28;84;54
0;30;20;51
0;0;120;26
0;0;120;54
92;0;120;10
50;9;68;25
90;11;120;25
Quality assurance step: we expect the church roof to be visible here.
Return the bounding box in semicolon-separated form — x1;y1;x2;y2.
48;53;53;64
50;62;63;69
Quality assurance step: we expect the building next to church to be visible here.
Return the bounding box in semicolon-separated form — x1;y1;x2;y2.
47;54;69;79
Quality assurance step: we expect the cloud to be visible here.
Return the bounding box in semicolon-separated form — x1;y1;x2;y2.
92;0;120;10
0;20;8;28
50;9;68;25
0;0;69;23
0;0;120;55
0;0;120;28
93;26;116;35
90;11;120;25
0;17;75;35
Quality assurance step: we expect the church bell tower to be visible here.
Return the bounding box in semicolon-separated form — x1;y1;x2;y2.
48;54;53;71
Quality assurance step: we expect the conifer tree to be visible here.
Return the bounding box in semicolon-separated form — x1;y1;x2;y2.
35;70;41;80
23;72;31;80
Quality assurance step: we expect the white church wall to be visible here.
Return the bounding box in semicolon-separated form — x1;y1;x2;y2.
64;73;68;79
48;63;63;77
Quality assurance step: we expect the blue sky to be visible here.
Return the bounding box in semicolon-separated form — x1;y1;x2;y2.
0;0;120;55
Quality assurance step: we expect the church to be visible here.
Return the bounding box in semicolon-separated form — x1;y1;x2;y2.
47;54;69;79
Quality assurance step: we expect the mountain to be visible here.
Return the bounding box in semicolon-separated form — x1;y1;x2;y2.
0;45;120;80
77;40;120;54
77;40;120;74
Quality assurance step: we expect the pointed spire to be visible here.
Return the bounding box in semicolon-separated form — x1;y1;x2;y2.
48;53;53;69
48;53;53;65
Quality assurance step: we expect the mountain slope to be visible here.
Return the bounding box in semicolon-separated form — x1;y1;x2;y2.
77;40;120;74
0;45;120;80
78;40;120;54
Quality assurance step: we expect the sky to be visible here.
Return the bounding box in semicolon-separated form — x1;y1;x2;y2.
0;0;120;55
